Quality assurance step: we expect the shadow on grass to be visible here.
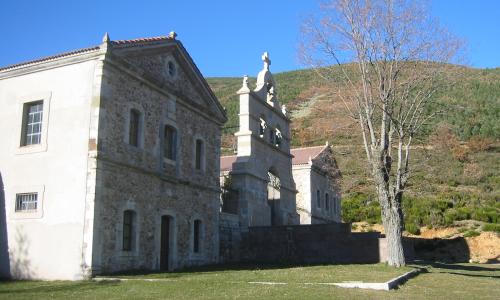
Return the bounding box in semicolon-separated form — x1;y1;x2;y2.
411;261;500;279
0;280;119;295
103;262;363;279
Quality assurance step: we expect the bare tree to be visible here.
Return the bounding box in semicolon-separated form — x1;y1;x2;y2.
301;0;462;266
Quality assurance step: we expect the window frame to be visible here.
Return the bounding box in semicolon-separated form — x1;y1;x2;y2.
190;218;204;256
194;138;205;171
163;125;177;162
11;185;45;219
128;108;142;147
15;92;51;155
124;104;145;149
21;101;44;147
325;193;330;211
122;210;136;252
193;219;202;254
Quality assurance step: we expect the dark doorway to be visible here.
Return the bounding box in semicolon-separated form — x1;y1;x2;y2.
160;215;171;271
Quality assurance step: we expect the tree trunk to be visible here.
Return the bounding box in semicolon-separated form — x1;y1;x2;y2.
381;203;405;267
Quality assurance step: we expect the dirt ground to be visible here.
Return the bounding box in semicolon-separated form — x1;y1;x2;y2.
352;222;500;263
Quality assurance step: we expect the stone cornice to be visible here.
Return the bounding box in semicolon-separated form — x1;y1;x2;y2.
96;155;221;193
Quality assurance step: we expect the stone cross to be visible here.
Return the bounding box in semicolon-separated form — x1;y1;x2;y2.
262;52;271;71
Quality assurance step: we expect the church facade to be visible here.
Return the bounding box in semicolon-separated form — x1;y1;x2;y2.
219;53;341;230
0;33;226;280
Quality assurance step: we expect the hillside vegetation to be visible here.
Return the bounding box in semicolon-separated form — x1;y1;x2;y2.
206;65;500;232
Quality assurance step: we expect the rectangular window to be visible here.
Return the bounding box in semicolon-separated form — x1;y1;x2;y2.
325;193;330;211
195;139;203;170
21;101;43;146
164;126;177;161
193;219;201;253
123;210;134;251
316;190;321;208
129;109;140;147
15;193;38;212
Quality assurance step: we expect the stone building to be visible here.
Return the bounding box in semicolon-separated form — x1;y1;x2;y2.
291;145;342;224
0;33;226;280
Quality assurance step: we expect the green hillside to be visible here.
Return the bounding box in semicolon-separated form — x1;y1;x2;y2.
206;66;500;231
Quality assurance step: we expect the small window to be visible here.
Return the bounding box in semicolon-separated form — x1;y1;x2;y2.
15;193;38;212
21;101;43;146
122;210;135;251
259;118;266;138
193;219;202;253
316;190;321;208
129;109;141;147
325;193;330;211
168;61;176;77
195;139;204;170
269;129;275;144
164;125;177;161
275;129;282;148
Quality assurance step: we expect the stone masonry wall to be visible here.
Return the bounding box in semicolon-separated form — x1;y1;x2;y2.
219;213;241;262
91;51;222;274
241;224;388;264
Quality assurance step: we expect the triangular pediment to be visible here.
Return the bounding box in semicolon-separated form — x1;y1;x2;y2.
111;40;227;123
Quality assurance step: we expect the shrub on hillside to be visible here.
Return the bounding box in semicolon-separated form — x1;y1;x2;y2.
468;136;494;152
452;146;469;162
341;193;381;224
429;123;459;150
405;223;421;235
482;223;500;233
463;230;480;238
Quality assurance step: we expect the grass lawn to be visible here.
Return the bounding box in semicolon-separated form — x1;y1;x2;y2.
0;263;498;299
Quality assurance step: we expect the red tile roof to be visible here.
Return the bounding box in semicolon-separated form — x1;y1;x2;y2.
291;145;327;165
219;145;328;171
0;46;100;72
220;155;237;171
111;36;173;45
0;35;176;72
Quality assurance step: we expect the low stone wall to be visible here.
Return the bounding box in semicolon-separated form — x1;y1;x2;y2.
219;213;242;262
241;223;390;264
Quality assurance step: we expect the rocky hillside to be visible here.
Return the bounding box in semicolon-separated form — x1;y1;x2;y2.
207;66;500;231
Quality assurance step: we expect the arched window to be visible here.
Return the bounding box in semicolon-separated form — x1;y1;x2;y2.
193;219;202;253
269;128;275;144
195;139;204;170
259;117;266;138
164;125;177;161
325;193;330;211
122;210;136;251
129;109;141;147
316;190;321;208
275;128;282;148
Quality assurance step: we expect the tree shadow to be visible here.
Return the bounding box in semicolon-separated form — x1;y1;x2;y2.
411;261;500;279
408;236;471;263
0;171;10;279
105;261;346;279
9;228;34;279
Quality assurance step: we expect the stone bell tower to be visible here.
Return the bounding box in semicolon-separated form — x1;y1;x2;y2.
230;52;299;227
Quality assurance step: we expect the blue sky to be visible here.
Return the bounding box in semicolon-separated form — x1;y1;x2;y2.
0;0;499;77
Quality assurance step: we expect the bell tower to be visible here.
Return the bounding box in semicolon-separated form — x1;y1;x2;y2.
230;52;298;227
